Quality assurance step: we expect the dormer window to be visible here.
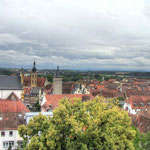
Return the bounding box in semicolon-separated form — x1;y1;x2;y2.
140;103;145;107
133;103;138;107
147;103;150;107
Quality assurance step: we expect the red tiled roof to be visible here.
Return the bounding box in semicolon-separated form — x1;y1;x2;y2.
62;82;75;94
125;89;150;97
126;96;150;109
0;112;26;130
129;110;150;133
23;77;46;87
0;93;30;113
42;94;92;111
137;110;150;119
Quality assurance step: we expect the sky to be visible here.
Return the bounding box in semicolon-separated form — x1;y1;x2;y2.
0;0;150;71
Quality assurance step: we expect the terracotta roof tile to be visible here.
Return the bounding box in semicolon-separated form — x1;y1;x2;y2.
126;96;150;109
0;93;30;113
42;94;92;111
0;112;26;130
129;111;150;133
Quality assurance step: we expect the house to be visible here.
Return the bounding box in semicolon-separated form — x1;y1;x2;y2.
0;92;29;150
124;96;150;114
0;92;30;113
0;112;26;149
41;94;92;112
129;110;150;133
73;83;90;94
0;75;23;99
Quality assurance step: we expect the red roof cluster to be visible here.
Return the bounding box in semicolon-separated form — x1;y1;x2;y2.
129;110;150;133
0;112;26;130
42;94;92;111
126;96;150;109
0;93;30;113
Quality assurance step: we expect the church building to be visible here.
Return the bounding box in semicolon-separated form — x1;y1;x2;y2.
20;61;48;108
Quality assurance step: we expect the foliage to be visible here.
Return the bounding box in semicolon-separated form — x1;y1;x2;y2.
7;145;11;150
0;69;12;75
47;75;53;82
38;74;53;82
117;96;125;101
63;73;83;82
133;126;150;150
94;74;103;82
33;100;41;112
18;97;135;150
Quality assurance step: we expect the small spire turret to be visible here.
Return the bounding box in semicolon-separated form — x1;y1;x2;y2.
32;60;37;72
56;66;60;77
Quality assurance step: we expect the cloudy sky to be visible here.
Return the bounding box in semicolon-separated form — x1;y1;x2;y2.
0;0;150;71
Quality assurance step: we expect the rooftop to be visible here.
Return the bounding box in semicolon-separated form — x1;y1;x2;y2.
0;75;22;90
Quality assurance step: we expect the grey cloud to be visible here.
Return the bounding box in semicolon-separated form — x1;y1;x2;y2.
0;0;150;70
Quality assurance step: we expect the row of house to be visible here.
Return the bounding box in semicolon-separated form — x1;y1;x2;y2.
1;65;150;149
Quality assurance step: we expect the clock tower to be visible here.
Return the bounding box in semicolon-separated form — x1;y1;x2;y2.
31;61;37;87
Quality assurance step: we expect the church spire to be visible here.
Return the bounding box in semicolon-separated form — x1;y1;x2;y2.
32;60;37;72
56;66;60;77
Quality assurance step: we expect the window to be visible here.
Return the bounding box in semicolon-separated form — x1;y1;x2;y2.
1;131;5;137
133;103;138;107
140;103;145;107
3;141;14;148
9;131;13;136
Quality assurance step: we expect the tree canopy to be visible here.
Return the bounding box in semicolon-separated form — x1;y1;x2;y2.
18;97;135;150
133;126;150;150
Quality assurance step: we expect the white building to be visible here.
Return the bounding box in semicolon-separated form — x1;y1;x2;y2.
0;93;30;150
0;130;23;150
73;83;90;94
0;113;26;150
123;95;150;114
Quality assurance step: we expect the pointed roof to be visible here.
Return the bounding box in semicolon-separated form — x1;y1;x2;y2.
32;60;37;72
0;92;30;113
55;66;60;78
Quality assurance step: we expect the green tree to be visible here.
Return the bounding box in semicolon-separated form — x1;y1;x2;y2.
141;132;150;150
18;97;135;150
117;96;125;101
47;75;53;82
133;126;150;150
34;100;41;112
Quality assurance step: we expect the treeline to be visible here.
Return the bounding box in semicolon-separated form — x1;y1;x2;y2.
0;68;12;75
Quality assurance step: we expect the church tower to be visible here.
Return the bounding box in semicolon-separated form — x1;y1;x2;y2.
31;61;38;87
53;66;62;95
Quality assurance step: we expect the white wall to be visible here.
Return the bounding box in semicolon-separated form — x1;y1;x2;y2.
0;130;23;150
123;103;141;115
25;112;53;124
41;96;47;106
0;90;22;99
